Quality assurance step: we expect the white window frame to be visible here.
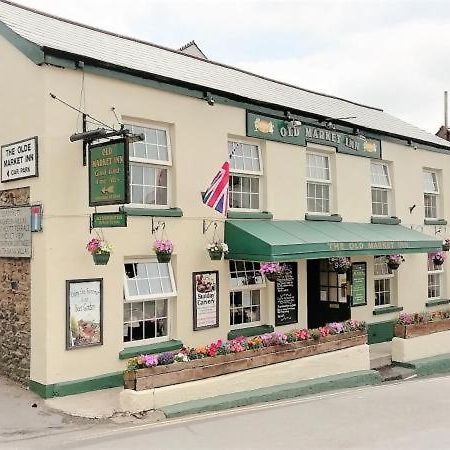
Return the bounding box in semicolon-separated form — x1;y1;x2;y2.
423;170;440;219
427;256;444;300
228;139;263;212
126;123;172;209
306;151;332;215
370;162;392;217
229;261;265;329
123;259;177;346
373;256;395;307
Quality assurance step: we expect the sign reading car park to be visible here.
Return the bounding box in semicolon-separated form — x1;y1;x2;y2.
1;137;38;182
0;206;32;258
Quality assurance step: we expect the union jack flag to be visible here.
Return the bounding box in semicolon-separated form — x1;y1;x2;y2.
202;161;230;215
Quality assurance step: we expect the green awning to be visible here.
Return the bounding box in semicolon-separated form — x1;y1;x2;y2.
225;220;442;261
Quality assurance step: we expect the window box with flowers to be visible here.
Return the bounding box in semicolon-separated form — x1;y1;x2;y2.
394;310;450;339
123;320;367;391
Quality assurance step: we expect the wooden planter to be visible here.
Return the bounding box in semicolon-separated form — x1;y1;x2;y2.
123;331;367;391
394;319;450;339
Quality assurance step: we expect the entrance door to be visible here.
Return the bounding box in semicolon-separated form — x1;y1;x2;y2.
307;259;351;328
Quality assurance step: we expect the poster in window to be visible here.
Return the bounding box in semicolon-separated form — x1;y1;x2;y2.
66;279;103;350
193;271;219;330
351;262;367;307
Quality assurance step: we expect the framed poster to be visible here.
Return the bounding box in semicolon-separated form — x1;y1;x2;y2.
1;136;38;182
88;138;130;207
66;278;103;350
275;262;298;326
351;262;367;307
193;271;219;331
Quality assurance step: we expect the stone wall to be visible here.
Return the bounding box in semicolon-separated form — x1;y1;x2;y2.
0;187;31;383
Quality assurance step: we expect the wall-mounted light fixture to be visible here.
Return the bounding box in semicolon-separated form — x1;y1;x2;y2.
354;128;367;142
203;92;215;106
285;111;302;128
320;116;357;130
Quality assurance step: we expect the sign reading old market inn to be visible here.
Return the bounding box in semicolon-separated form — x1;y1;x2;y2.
89;139;130;207
247;112;381;158
1;136;38;182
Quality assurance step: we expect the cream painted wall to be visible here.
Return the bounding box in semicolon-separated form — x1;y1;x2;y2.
2;38;450;384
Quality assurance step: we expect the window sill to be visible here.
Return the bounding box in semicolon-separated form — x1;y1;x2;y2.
120;207;183;217
425;298;450;307
305;213;342;222
227;324;274;340
119;339;183;359
227;211;273;220
371;216;401;225
372;306;403;316
424;218;447;226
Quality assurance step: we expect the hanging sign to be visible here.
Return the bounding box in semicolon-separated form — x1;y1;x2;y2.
66;278;103;350
275;262;298;326
92;211;127;228
89;139;129;207
193;271;219;330
351;262;367;306
246;112;381;158
0;206;31;257
1;137;38;182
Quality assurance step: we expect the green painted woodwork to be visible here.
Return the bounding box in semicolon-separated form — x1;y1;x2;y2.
305;214;342;222
371;216;401;225
424;218;448;226
161;370;381;418
425;298;450;307
372;306;403;315
92;212;127;228
120;207;183;217
225;220;442;262
367;320;395;344
227;325;274;340
0;20;45;64
29;372;123;399
119;339;183;359
227;211;273;220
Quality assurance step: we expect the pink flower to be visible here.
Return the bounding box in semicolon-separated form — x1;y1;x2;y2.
153;239;174;254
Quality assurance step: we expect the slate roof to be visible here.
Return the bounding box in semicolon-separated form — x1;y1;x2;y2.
0;0;448;149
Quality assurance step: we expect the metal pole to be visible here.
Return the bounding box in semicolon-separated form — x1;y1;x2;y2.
445;91;448;128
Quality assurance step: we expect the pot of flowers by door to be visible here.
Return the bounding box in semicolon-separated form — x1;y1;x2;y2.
328;257;351;274
207;242;228;260
259;262;285;282
385;254;405;270
86;238;112;265
153;239;173;263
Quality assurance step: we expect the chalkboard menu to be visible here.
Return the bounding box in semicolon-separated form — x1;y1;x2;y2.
351;262;367;306
275;262;298;326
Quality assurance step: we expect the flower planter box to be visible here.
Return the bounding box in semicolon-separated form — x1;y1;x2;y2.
123;331;367;391
394;319;450;339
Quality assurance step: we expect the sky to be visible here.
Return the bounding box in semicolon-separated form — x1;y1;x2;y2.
10;0;450;133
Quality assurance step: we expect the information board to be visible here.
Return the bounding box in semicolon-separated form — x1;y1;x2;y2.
0;206;31;257
193;271;219;330
275;262;298;326
351;262;367;306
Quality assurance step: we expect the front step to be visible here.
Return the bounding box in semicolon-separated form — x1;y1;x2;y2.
376;365;417;382
369;342;392;369
370;354;392;370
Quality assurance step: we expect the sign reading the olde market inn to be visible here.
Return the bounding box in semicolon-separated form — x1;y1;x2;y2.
1;137;38;182
89;139;129;207
246;112;381;159
0;206;31;258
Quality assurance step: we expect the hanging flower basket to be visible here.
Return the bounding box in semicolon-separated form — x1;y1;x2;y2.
153;239;173;263
86;237;112;265
431;251;446;266
207;242;228;261
385;254;405;270
329;257;351;274
156;252;172;263
443;240;450;252
260;262;285;282
92;252;110;265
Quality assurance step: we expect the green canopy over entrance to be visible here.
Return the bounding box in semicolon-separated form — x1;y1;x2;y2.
225;220;442;261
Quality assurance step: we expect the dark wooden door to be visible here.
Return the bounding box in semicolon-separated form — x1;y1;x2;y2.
307;259;351;328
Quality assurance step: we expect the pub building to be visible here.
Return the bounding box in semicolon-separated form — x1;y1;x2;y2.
0;1;449;399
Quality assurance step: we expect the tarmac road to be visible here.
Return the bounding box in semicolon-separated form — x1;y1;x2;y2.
4;374;450;450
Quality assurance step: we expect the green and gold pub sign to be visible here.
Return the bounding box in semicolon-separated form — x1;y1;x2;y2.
89;139;130;207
